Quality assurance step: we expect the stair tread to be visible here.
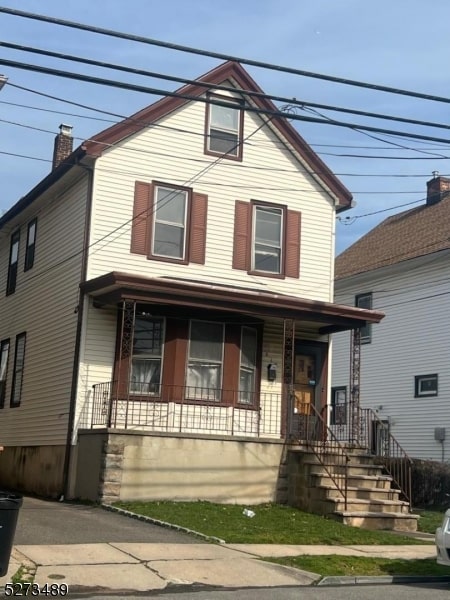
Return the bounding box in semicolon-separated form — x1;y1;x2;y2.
311;472;392;481
334;510;418;519
328;497;409;506
318;484;399;493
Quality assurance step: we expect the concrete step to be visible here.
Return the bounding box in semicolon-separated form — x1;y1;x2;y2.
331;510;419;532
326;497;411;515
316;485;401;502
298;450;377;466
308;462;385;477
311;472;393;490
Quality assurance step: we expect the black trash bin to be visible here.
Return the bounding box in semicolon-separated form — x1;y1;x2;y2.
0;492;23;577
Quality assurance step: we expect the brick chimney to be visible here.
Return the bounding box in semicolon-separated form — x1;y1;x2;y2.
426;173;450;206
52;124;73;169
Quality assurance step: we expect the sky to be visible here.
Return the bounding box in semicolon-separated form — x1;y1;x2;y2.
1;0;450;254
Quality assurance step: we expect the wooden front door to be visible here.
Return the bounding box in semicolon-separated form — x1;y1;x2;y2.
293;353;316;415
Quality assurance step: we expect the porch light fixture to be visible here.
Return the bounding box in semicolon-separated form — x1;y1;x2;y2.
0;76;7;92
267;363;277;382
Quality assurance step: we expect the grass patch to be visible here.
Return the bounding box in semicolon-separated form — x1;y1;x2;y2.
115;501;427;545
268;555;448;577
416;510;444;534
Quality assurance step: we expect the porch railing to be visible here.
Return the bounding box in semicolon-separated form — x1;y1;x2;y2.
89;381;282;437
290;399;349;510
331;403;412;506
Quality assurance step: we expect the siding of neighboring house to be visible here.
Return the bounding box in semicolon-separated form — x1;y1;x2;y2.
0;172;88;447
85;90;336;302
332;252;450;461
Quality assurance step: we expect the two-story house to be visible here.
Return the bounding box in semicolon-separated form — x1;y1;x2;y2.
332;175;450;462
0;61;382;505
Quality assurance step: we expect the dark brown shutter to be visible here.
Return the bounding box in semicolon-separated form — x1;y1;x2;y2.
131;181;152;255
189;192;208;264
232;201;250;270
285;210;301;278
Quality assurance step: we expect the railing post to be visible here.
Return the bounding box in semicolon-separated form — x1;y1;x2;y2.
349;327;361;445
282;319;295;439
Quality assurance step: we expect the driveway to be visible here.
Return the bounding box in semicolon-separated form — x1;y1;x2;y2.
14;496;200;545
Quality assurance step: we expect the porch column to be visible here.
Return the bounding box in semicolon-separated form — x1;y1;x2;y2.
281;318;295;438
114;299;136;428
349;327;361;444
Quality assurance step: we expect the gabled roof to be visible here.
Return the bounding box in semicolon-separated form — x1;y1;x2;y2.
1;61;351;231
335;193;450;280
82;60;352;209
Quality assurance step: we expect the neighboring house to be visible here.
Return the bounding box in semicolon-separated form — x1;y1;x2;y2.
0;61;381;503
332;175;450;462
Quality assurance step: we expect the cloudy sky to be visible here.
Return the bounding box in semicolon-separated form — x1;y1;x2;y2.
1;0;450;254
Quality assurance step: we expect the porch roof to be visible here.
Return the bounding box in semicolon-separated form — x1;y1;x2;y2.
81;271;384;334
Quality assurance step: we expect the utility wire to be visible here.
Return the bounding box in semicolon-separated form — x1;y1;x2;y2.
4;58;450;146
3;6;450;105
4;40;450;136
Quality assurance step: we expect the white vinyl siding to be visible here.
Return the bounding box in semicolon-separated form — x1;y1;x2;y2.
332;253;450;461
0;172;88;446
86;87;336;302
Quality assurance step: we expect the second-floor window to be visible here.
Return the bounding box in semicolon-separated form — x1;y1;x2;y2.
0;339;10;409
24;219;37;271
205;94;243;159
6;230;20;296
131;181;208;266
355;293;373;343
233;200;301;279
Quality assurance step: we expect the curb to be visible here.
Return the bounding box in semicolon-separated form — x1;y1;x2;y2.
101;504;226;544
318;575;450;586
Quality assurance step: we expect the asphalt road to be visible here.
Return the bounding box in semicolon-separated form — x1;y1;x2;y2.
78;582;450;600
14;496;200;545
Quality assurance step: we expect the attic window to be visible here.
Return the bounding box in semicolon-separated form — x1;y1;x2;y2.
205;94;243;160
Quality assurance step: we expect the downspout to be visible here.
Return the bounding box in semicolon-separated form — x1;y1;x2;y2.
62;162;95;499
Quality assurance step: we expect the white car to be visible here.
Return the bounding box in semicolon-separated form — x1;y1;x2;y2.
436;509;450;565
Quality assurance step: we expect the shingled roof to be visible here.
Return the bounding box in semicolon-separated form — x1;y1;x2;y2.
335;176;450;280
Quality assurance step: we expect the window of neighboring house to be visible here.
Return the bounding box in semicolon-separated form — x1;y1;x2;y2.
253;204;284;274
24;219;37;271
355;293;373;343
331;386;347;425
0;339;10;409
6;230;20;296
186;320;224;401
232;200;301;279
239;327;257;404
206;94;243;159
130;316;164;395
10;332;26;407
415;374;438;398
152;185;188;260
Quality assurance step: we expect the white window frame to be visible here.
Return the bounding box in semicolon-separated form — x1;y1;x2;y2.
415;374;438;397
186;320;225;401
239;327;257;404
207;95;242;157
10;332;26;407
355;292;373;343
152;185;189;260
0;339;10;408
252;204;284;274
130;316;165;395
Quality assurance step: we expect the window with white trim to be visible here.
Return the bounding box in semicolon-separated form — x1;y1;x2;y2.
0;339;10;408
186;320;224;400
152;186;188;260
355;292;372;343
239;327;257;404
24;219;37;271
253;205;284;274
6;230;20;296
415;374;438;397
11;332;26;407
130;316;164;395
206;95;242;158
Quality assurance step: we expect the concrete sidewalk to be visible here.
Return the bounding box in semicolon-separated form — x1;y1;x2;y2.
0;542;437;593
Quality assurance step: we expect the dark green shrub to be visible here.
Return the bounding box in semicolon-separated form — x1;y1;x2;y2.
411;459;450;509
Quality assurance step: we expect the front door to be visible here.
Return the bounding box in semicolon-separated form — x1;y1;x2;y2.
293;353;316;415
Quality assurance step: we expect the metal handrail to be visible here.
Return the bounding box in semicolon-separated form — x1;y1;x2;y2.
364;408;413;507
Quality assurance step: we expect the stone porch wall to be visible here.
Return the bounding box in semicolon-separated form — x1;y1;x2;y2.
74;429;287;504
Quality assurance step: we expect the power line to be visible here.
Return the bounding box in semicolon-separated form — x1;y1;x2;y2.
3;6;450;106
4;58;450;147
4;40;450;137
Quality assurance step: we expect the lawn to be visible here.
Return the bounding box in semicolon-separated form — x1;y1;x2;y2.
114;501;429;545
415;509;445;534
268;556;449;577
